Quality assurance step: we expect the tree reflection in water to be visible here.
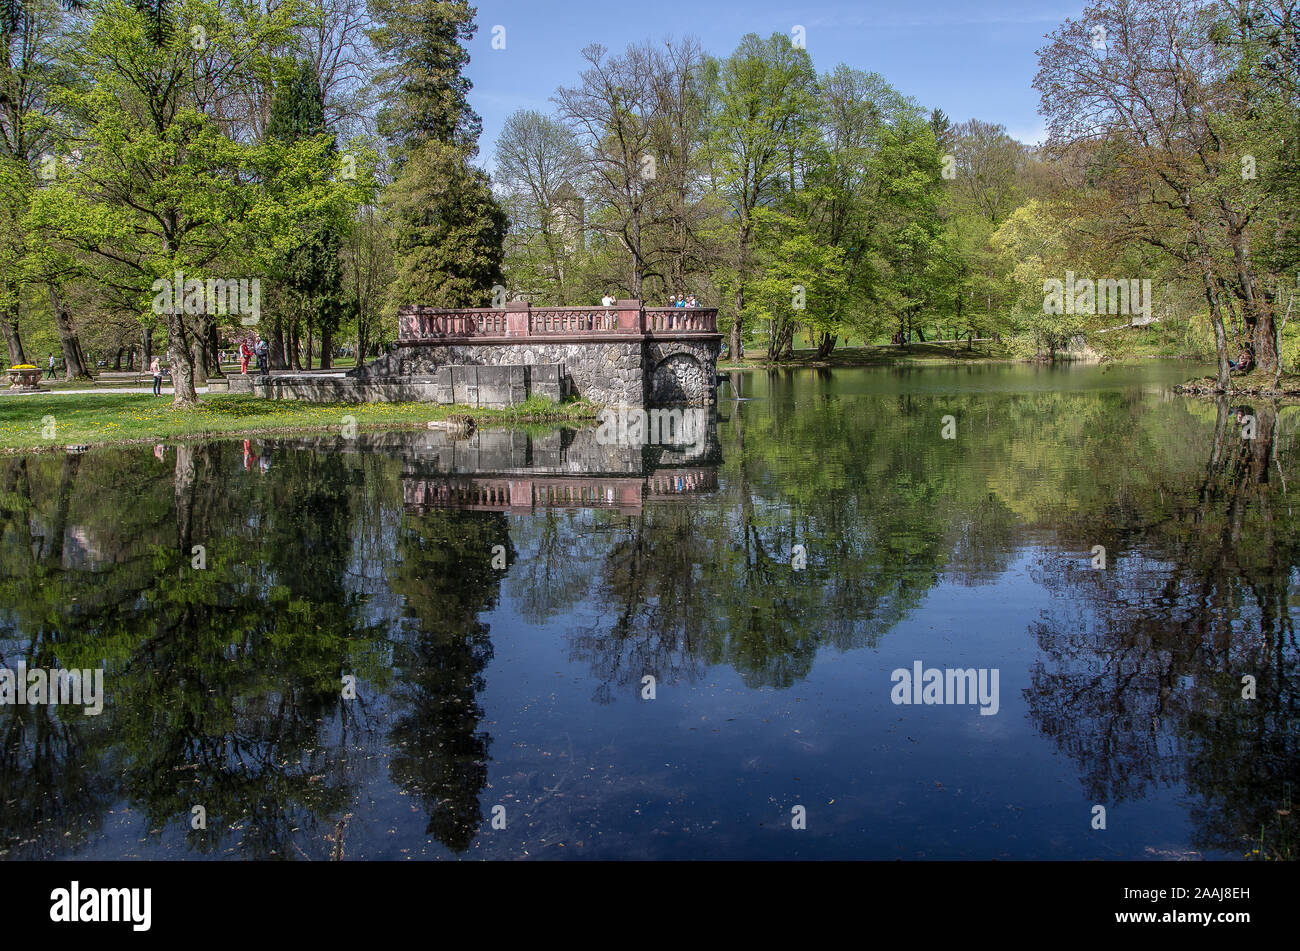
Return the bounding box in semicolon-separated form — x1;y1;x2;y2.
0;371;1294;859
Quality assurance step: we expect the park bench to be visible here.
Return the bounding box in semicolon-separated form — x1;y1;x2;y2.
95;370;148;384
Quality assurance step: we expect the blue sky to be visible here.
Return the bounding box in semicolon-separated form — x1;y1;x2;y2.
462;0;1087;171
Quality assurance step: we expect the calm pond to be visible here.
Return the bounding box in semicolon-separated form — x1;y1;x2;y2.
2;361;1296;860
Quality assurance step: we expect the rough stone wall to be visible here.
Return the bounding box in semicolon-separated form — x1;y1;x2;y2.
355;341;646;406
646;339;720;404
340;336;720;407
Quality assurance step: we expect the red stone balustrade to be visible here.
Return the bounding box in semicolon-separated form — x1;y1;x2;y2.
398;299;717;341
403;476;646;513
403;469;718;513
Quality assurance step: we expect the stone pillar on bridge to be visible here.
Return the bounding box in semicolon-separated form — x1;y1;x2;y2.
505;300;530;337
615;299;642;333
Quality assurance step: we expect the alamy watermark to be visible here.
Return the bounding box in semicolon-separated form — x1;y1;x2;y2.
50;882;150;931
595;406;707;454
1043;271;1152;321
0;662;104;715
890;660;1000;716
151;270;261;325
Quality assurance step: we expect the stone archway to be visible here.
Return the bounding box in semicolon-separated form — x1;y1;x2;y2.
650;352;707;404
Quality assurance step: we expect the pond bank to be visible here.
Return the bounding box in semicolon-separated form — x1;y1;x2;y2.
719;341;1012;370
1173;370;1300;399
0;393;599;453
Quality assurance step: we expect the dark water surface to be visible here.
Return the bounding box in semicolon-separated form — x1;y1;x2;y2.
2;361;1296;860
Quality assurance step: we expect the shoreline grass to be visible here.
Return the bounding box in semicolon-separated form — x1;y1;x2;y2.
0;392;599;453
719;341;1017;370
718;342;1213;371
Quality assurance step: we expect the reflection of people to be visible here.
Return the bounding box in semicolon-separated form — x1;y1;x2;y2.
242;438;253;470
259;447;271;473
154;444;166;461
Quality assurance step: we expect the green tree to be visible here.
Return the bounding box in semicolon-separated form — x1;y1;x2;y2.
707;32;820;358
368;0;506;308
746;209;847;360
1;0;89;375
266;58;347;370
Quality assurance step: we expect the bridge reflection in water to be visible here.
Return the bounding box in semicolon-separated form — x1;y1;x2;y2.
404;469;718;514
385;418;722;515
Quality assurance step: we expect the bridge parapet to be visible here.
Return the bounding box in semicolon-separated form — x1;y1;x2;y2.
398;299;717;341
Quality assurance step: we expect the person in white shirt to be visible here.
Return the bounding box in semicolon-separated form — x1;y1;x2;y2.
601;293;616;307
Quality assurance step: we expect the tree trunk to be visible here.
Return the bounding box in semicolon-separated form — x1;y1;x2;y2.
2;314;24;366
2;285;25;366
1253;306;1278;375
1204;277;1230;391
1227;223;1277;373
304;324;313;371
731;225;749;361
730;289;743;363
320;323;333;370
143;326;153;368
47;283;91;379
208;323;223;378
815;331;836;359
272;319;287;370
191;314;211;383
167;310;200;406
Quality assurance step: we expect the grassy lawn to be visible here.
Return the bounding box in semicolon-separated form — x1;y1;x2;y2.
0;392;598;452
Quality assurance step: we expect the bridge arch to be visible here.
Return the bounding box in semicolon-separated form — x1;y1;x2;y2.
649;351;708;404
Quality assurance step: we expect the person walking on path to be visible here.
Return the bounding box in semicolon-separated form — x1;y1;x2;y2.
46;354;55;378
150;356;163;396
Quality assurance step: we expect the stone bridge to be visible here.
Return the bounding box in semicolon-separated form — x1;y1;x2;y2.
350;299;722;407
